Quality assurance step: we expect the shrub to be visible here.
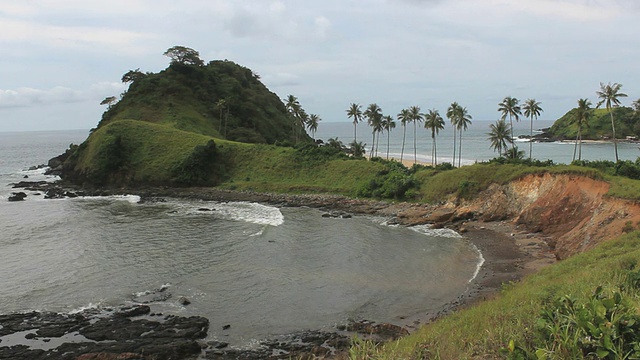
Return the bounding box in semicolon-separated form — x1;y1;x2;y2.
171;139;223;185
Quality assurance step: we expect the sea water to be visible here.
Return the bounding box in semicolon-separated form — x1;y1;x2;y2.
0;129;481;346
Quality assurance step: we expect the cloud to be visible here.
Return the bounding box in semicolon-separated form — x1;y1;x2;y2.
0;82;125;109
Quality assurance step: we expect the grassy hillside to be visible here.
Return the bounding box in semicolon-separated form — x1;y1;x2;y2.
547;106;640;140
61;119;386;193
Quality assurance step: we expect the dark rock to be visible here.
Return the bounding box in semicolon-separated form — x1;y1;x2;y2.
178;297;191;306
222;324;231;330
208;340;229;349
115;305;151;318
23;175;28;179
197;208;213;212
8;192;27;202
0;306;210;359
11;181;47;189
321;210;352;219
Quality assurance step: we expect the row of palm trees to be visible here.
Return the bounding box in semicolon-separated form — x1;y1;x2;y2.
284;94;321;142
347;103;473;166
288;82;635;166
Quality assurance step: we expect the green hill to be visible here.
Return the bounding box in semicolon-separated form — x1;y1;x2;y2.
56;47;325;187
546;106;640;140
98;59;308;145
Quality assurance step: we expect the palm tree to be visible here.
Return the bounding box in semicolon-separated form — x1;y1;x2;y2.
397;109;411;163
297;109;309;144
364;103;382;159
215;98;226;130
350;141;366;158
408;106;423;164
456;107;472;167
447;102;461;165
307;114;320;141
633;99;640;115
285;94;302;143
596;82;628;162
382;115;396;160
572;99;592;162
346;103;363;144
523;98;543;160
498;96;521;151
374;114;385;157
424;109;445;166
488;119;512;156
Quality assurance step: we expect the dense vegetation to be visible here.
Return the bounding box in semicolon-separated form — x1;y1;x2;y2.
98;53;309;145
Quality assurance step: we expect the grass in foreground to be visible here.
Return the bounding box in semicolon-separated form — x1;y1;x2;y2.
347;231;640;359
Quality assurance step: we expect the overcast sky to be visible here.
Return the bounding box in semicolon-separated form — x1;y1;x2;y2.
1;0;639;132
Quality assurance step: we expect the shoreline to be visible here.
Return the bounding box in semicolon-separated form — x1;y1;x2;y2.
4;183;558;358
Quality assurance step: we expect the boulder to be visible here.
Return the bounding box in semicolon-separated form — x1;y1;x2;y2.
8;192;27;202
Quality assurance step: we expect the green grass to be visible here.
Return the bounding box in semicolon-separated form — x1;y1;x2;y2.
217;143;386;194
348;231;640;359
75;120;215;184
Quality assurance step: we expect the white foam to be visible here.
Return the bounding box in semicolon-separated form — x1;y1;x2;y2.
468;243;485;283
75;195;141;204
410;224;463;239
68;302;101;314
210;202;284;226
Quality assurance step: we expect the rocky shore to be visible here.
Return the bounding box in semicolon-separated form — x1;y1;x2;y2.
3;181;557;359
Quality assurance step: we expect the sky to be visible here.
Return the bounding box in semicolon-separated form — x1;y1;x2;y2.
1;0;639;132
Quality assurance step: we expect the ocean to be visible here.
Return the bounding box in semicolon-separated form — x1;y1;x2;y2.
0;129;483;347
316;120;640;165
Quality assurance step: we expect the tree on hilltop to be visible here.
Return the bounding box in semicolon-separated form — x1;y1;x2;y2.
100;96;118;109
163;46;204;66
596;82;627;162
121;68;147;84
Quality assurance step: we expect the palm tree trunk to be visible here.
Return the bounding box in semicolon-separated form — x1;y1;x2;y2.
529;116;533;161
413;121;417;165
609;110;619;162
434;135;438;166
578;128;583;161
509;115;515;151
354;123;357;144
573;132;578;162
400;126;406;163
431;133;435;167
458;129;463;167
386;130;390;160
452;127;457;167
370;131;375;159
